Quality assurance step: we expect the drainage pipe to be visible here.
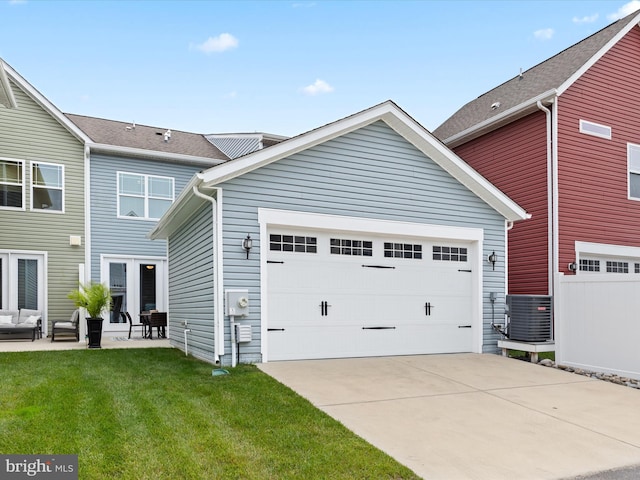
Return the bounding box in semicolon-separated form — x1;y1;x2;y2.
192;185;220;364
537;99;556;296
184;328;191;356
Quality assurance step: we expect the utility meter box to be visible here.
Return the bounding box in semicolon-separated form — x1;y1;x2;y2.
226;289;249;317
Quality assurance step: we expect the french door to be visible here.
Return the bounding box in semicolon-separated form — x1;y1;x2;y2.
101;256;167;332
0;251;46;314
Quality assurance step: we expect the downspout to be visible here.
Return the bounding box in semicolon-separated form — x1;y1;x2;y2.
537;99;556;296
192;184;221;364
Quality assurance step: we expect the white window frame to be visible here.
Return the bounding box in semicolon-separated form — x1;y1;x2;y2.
579;119;612;140
117;172;175;221
0;157;25;211
628;144;640;201
30;161;64;213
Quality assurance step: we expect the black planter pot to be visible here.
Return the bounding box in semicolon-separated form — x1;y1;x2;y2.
86;317;104;349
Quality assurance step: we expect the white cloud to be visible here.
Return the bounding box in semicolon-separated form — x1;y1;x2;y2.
607;0;640;20
301;79;334;96
572;13;599;24
224;91;238;99
192;33;238;54
533;28;554;40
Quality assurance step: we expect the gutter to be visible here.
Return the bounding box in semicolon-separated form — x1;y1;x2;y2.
90;143;227;167
191;185;224;364
536;98;558;297
443;89;558;148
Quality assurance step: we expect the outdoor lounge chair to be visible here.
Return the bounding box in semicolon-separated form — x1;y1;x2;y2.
120;311;146;339
51;309;80;342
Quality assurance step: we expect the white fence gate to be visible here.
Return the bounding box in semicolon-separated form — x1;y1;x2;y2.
555;273;640;380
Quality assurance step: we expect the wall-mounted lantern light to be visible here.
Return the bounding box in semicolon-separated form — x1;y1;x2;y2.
242;234;253;260
487;251;497;271
568;262;578;272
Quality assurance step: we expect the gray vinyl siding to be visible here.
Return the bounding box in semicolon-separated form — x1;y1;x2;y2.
89;154;202;281
217;121;508;362
0;80;85;327
167;204;216;363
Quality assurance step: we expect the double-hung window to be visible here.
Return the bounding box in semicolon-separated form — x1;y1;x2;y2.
628;144;640;200
118;172;174;220
0;158;24;209
31;162;63;212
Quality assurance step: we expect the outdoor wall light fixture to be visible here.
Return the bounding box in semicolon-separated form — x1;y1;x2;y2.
487;251;497;270
568;262;578;272
242;234;253;259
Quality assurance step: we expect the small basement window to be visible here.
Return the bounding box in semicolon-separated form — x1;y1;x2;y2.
579;120;611;140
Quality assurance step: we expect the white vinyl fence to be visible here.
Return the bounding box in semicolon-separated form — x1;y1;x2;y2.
555;273;640;380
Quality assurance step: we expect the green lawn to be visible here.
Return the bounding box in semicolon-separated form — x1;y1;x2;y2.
0;348;419;479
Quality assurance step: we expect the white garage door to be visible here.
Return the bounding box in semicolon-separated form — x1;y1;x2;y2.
266;228;474;361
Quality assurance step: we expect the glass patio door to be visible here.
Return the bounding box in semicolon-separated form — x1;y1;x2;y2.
0;251;45;312
102;256;166;332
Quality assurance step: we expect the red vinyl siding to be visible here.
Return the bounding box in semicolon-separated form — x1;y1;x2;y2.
454;112;549;294
557;26;640;268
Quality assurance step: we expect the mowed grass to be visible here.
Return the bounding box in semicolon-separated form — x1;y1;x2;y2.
0;348;419;479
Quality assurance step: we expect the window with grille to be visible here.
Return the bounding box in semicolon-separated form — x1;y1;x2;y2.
0;158;24;209
384;243;422;259
579;259;600;272
433;246;468;261
269;235;317;253
606;261;628;273
330;238;372;256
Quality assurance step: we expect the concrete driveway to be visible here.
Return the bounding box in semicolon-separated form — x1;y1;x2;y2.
258;354;640;480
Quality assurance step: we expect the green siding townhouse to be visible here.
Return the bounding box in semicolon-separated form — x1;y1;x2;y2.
0;59;90;334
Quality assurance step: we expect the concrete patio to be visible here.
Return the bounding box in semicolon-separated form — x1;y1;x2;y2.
0;335;171;352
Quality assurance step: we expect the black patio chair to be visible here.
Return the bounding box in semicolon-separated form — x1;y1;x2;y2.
120;311;147;339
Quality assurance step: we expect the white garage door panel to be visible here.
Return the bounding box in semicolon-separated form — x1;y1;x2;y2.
267;228;475;361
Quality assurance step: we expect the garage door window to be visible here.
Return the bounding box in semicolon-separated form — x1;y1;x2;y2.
433;246;468;261
606;261;628;273
384;243;422;259
579;259;600;272
270;234;317;253
330;239;373;256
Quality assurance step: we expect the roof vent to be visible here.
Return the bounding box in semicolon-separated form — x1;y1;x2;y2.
491;102;501;111
164;129;172;142
519;67;523;79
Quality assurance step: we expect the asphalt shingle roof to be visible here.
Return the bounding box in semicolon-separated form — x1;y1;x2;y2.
434;12;640;143
65;114;229;161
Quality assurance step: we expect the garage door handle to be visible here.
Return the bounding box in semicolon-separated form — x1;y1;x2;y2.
362;265;395;269
320;301;331;316
267;260;284;264
458;325;472;328
268;328;285;332
362;326;396;330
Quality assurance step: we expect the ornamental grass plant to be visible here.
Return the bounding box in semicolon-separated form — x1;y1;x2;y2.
0;348;419;479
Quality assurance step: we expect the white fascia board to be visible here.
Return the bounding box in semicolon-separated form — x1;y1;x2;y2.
200;100;528;223
0;59;17;109
148;174;206;240
258;208;485;241
443;89;558;148
3;62;91;144
557;14;640;96
575;241;640;259
90;143;226;167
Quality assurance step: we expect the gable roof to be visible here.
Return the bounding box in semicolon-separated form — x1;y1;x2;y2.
1;59;91;143
150;100;529;240
434;11;640;146
66;114;230;165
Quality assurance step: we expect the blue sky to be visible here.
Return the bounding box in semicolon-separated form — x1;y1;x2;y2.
1;0;639;137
